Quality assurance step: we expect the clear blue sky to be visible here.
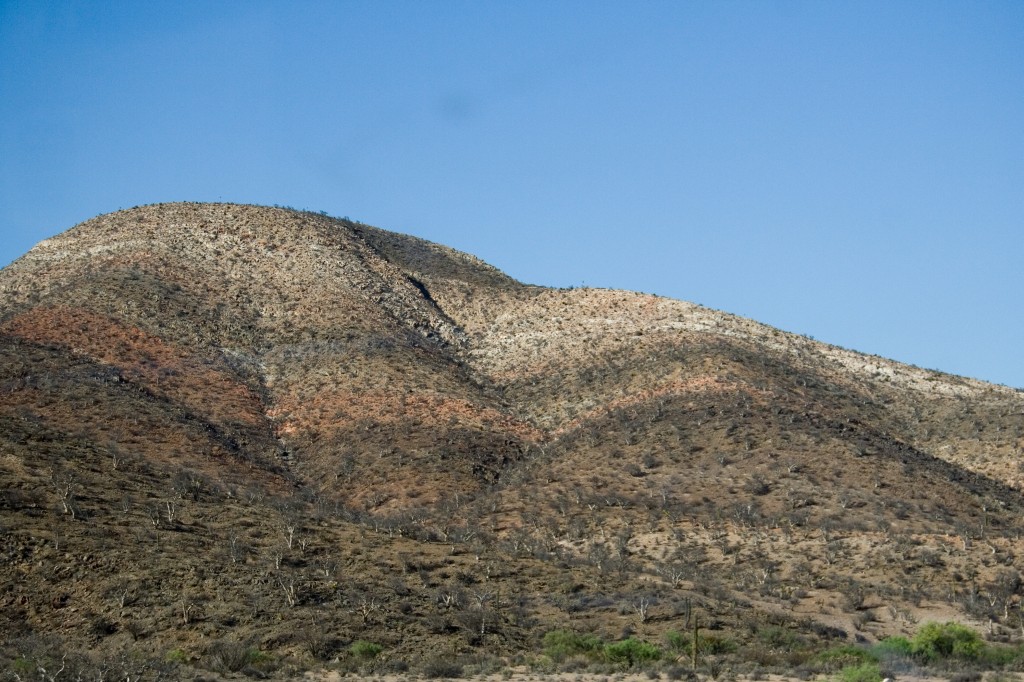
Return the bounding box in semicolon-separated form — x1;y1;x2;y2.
2;1;1022;387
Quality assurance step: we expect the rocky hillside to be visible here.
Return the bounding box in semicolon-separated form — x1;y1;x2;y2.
1;203;1022;679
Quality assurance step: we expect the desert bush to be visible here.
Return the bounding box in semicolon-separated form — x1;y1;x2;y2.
815;645;875;672
745;475;771;496
426;613;453;634
757;625;802;651
205;639;259;672
5;635;94;682
4;634;170;682
977;642;1024;668
604;638;661;667
422;656;464;678
911;622;983;662
664;630;736;657
700;633;737;656
350;640;383;659
459;652;504;676
665;629;688;654
542;629;604;662
870;635;912;663
664;664;692;680
381;659;410;673
172;468;208;501
837;661;883;682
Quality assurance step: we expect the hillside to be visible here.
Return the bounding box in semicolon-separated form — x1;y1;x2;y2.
1;203;1023;679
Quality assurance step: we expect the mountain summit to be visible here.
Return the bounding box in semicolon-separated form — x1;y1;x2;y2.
2;203;1022;676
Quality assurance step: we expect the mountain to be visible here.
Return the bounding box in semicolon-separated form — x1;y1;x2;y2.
1;203;1022;678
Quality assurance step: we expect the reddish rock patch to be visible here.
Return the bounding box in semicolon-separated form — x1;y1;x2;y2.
2;306;266;428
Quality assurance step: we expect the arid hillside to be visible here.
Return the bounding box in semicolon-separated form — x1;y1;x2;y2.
1;203;1023;680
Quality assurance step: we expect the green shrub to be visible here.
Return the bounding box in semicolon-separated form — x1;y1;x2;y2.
911;622;983;661
665;664;689;680
700;633;737;655
978;642;1024;667
663;630;735;656
603;638;661;667
816;645;875;671
837;661;883;682
758;625;801;651
350;640;383;659
542;629;604;662
665;629;688;653
11;657;33;678
871;636;913;662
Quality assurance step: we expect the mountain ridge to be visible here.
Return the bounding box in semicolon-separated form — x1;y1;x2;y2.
1;202;1022;677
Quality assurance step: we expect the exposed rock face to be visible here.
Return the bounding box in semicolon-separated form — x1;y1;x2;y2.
1;203;1022;671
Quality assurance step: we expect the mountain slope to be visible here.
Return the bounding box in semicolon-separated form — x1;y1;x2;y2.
1;203;1022;677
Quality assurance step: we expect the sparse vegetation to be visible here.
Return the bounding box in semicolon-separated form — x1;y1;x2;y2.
2;203;1024;680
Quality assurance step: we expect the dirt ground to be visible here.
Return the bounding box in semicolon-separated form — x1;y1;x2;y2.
299;671;1011;682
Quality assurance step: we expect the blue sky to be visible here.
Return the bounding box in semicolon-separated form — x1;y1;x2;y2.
2;1;1022;387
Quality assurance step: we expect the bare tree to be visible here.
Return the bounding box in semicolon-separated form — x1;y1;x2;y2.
50;468;77;519
661;562;688;588
146;503;162;528
180;589;197;625
437;587;463;611
315;555;338;580
633;595;652;623
356;594;380;624
278;575;298;608
109;443;123;471
227;535;247;564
